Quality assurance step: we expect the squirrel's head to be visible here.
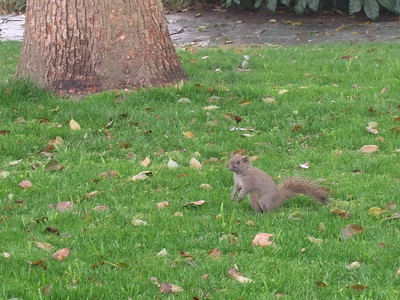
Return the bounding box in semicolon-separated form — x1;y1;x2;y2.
227;154;250;172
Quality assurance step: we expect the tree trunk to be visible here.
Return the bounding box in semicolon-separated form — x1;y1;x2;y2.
16;0;188;95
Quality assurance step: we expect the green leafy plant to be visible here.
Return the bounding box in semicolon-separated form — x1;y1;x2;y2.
224;0;400;19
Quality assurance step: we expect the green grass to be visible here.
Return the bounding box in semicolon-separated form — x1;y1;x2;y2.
1;41;400;299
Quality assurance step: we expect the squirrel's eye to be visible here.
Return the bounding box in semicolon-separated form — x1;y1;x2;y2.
236;161;240;164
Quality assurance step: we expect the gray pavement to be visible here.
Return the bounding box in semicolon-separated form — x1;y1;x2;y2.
1;10;399;45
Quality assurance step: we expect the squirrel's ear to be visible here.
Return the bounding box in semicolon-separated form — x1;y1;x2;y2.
242;156;249;163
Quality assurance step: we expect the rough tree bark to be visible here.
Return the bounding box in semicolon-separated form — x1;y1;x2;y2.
16;0;188;95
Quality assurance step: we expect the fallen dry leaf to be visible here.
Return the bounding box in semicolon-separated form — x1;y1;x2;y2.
98;170;119;178
183;200;206;207
299;162;310;169
252;233;275;247
331;208;350;219
150;277;183;294
189;157;202;169
227;265;254;283
52;248;71;261
132;219;148;226
83;191;102;199
0;170;10;178
308;236;323;244
49;201;73;212
384;202;397;211
177;97;190;103
246;220;256;226
346;261;361;270
156;248;168;257
183;131;195;139
278;89;289;95
8;159;22;166
92;205;109;211
199;183;212;190
35;242;54;251
341;224;365;239
368;207;383;217
208;248;222;259
167;159;179;169
41;285;53;297
140;156;151;167
18;180;32;189
159;283;183;294
349;284;368;290
314;281;328;288
156;201;171;208
49;136;63;145
359;145;379;154
203;105;219;110
45;159;64;172
129;171;152;181
69;119;81;130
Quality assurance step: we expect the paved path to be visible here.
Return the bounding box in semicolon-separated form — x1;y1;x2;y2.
1;10;400;45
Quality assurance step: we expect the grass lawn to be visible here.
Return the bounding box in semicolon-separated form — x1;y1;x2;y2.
1;41;400;299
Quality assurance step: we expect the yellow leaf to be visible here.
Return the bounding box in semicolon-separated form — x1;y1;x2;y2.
368;207;383;217
69;119;81;130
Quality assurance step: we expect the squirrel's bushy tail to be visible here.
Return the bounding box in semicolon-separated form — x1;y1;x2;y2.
279;177;328;205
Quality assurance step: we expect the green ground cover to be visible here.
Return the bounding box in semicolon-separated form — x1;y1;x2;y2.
1;41;400;299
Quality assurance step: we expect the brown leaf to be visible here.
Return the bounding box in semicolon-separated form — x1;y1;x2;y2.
41;285;53;297
252;233;275;247
69;119;81;130
358;145;379;154
30;259;47;270
92;205;109;211
49;201;73;212
341;224;365;239
159;282;183;294
208;248;222;259
239;99;252;106
199;183;212;190
384;202;396;211
179;251;194;259
183;131;195;139
52;248;71;261
45;159;64;172
129;171;152;181
308;236;323;244
49;136;63;145
189;157;202;170
0;130;11;136
98;170;119;178
18;180;32;189
330;208;350;219
380;87;388;94
349;284;368;290
156;201;171;208
183;200;206;207
45;227;60;235
390;126;400;132
227;265;254;283
314;281;328;288
346;261;361;269
84;191;103;199
140;156;151;167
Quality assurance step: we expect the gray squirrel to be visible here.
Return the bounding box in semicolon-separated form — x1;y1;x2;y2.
227;154;328;212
